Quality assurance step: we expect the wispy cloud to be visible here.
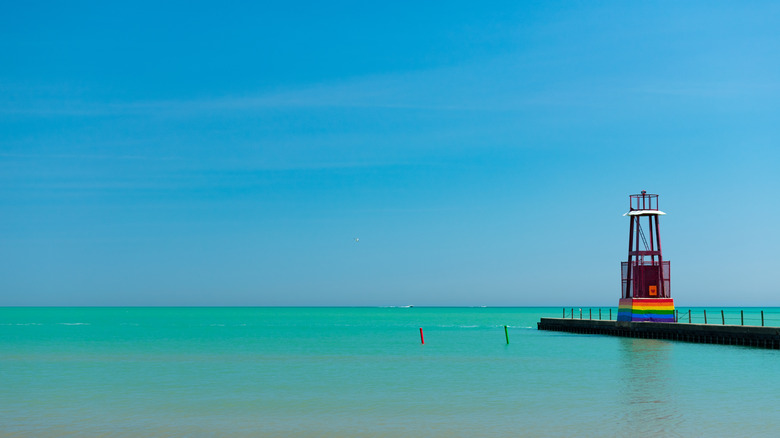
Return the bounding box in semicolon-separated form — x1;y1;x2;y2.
0;56;606;118
0;152;179;161
3;51;779;118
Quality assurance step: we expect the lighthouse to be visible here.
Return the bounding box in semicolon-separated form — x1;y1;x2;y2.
617;191;675;322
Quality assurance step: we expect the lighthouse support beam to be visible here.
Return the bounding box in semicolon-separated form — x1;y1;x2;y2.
626;216;635;298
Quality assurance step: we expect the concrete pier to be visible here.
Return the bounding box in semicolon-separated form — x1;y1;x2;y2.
537;318;780;349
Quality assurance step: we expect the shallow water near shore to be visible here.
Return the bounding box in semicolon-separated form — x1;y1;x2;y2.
2;307;780;437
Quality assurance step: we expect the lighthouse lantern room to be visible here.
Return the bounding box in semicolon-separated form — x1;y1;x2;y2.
617;191;675;322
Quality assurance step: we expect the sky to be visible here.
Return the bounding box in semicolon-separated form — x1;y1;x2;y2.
1;1;779;306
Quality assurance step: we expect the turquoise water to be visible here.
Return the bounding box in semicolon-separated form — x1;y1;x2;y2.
2;307;780;437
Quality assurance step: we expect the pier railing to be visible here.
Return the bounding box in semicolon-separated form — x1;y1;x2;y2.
560;308;780;327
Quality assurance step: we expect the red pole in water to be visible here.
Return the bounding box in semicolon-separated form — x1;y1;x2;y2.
419;327;425;344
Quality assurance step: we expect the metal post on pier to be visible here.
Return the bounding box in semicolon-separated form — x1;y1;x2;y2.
721;310;725;325
688;310;691;324
704;310;708;324
761;311;765;327
741;310;744;326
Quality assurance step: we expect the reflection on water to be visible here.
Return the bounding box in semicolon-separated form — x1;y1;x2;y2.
616;338;685;437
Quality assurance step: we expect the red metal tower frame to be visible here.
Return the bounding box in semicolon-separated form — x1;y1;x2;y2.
622;191;670;299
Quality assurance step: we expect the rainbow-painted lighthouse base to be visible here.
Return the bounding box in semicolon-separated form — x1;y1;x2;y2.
617;298;675;322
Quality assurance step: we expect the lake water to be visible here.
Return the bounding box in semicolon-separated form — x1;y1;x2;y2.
2;307;779;437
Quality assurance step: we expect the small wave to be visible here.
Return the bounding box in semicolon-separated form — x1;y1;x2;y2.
0;323;43;326
208;323;226;327
58;323;90;325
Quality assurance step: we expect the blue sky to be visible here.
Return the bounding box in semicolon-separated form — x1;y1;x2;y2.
2;1;779;306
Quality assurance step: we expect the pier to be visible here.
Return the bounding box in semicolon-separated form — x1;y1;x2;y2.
537;318;780;349
539;192;778;350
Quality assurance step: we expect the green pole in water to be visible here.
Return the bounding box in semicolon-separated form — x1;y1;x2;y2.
504;325;509;344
